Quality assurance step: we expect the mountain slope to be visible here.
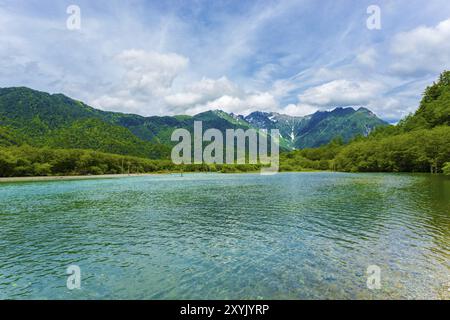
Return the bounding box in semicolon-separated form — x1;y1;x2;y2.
0;126;23;147
401;71;450;130
0;86;388;156
245;107;387;149
0;87;103;130
43;119;170;159
109;110;253;146
0;87;170;158
295;107;387;148
282;71;450;173
0;88;259;157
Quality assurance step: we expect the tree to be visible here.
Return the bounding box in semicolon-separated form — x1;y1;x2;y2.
443;162;450;176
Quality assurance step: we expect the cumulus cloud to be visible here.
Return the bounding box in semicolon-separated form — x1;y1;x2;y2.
282;103;318;117
390;19;450;76
2;1;449;122
184;91;279;115
165;77;278;115
169;77;241;105
117;49;189;97
367;97;407;123
91;49;189;114
245;92;278;109
297;79;383;107
188;92;277;115
164;92;203;108
91;61;279;116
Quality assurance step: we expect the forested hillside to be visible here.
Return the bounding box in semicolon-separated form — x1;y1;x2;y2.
0;71;448;177
245;107;387;149
0;86;387;154
0;87;171;159
281;71;450;174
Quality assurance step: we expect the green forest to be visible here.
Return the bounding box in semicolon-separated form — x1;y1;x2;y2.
280;71;450;175
0;71;449;177
0;145;264;177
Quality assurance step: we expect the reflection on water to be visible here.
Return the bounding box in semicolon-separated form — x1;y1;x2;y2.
0;172;449;299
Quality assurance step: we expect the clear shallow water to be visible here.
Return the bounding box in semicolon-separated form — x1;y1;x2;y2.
0;172;449;300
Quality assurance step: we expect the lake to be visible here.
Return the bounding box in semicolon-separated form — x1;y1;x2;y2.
0;172;449;299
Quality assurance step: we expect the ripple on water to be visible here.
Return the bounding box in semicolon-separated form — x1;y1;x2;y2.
0;172;449;299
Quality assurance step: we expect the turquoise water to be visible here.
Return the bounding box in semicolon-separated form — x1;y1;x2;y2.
0;172;449;299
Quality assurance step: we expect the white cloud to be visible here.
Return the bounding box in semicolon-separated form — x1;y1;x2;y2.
1;1;448;122
390;19;450;76
164;76;240;108
201;95;245;113
282;103;318;117
298;79;383;107
91;49;189;114
246;92;278;109
164;92;203;108
116;49;189;97
184;77;241;101
184;91;279;116
91;94;143;114
165;77;278;115
368;97;405;121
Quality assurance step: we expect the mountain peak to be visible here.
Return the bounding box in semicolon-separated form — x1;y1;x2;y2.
328;107;357;116
355;106;377;116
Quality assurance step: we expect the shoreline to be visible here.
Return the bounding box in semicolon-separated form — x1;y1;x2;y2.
0;170;318;183
0;173;165;183
0;170;445;184
0;171;265;183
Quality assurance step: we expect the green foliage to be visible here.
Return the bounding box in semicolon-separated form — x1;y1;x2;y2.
0;88;259;156
0;87;171;159
279;137;345;171
1;71;449;177
333;126;450;172
245;108;387;149
0;145;178;177
280;71;450;174
0;87;390;154
0;87;101;130
0;145;264;177
0;126;24;146
293;107;388;148
443;162;450;175
281;124;450;173
41;119;171;159
400;70;450;130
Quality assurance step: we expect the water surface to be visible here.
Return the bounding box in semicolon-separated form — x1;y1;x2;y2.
0;172;449;299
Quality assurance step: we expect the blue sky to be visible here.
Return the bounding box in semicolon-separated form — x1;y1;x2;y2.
0;0;449;122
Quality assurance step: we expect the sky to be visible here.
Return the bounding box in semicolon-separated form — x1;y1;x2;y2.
0;0;449;122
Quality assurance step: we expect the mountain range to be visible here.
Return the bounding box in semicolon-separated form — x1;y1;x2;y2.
243;107;386;149
0;87;388;159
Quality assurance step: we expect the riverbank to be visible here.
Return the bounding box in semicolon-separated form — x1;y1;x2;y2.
0;173;165;183
3;170;444;184
0;171;264;183
0;170;325;183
